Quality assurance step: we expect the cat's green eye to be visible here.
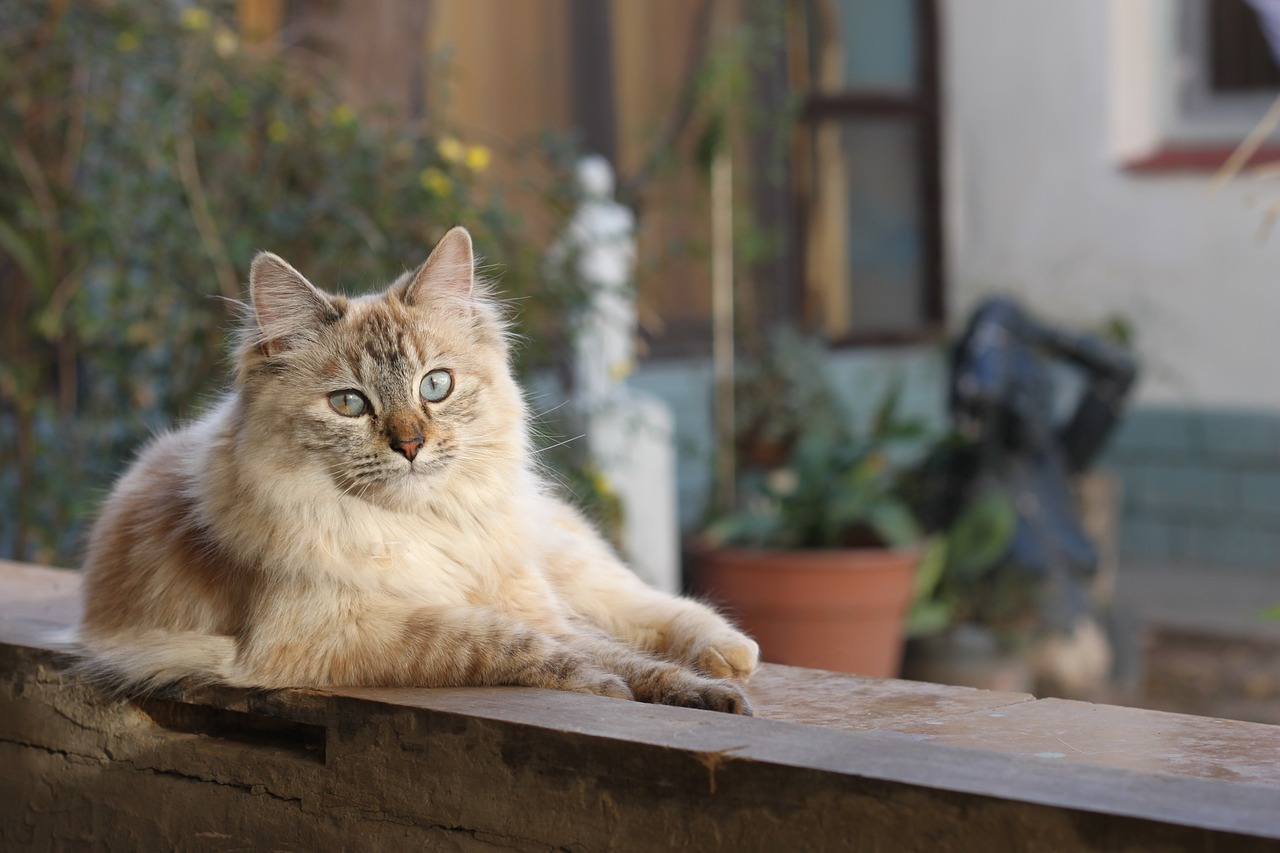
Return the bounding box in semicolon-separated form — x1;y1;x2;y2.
420;368;454;403
328;391;368;417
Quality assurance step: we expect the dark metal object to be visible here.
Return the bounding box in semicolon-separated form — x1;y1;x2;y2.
947;297;1138;631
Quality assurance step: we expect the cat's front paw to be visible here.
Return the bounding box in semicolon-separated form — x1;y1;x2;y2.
563;667;634;701
691;631;760;683
697;679;753;716
653;676;753;716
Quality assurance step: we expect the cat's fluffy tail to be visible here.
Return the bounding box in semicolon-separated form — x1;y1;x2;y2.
73;630;237;693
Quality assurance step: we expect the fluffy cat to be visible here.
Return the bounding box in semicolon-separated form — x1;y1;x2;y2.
77;226;759;714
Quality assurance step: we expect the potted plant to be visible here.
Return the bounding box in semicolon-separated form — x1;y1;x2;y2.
900;432;1124;695
900;464;1028;691
694;334;930;676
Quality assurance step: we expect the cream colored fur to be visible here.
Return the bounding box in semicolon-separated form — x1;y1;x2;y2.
77;226;758;714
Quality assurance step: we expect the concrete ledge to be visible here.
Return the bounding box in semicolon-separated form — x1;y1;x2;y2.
2;561;1279;850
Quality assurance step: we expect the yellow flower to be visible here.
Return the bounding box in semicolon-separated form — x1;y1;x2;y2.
464;145;491;172
419;167;452;196
115;31;141;53
607;357;634;381
437;136;465;164
212;25;239;57
330;104;356;128
180;6;212;31
589;467;615;498
267;118;289;143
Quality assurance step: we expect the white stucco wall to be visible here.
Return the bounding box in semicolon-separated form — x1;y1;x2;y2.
943;0;1280;408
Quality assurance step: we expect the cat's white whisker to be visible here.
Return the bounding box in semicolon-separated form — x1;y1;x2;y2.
530;398;573;419
530;434;586;455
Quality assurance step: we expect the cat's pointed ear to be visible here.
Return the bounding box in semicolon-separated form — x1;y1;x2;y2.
404;226;475;306
249;252;338;355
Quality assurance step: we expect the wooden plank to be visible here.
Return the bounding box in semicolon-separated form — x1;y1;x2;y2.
3;560;1280;848
744;657;1033;732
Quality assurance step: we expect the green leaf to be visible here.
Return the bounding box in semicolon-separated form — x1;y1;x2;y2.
868;500;923;548
907;599;954;638
877;419;929;442
871;380;903;437
946;489;1016;577
701;510;783;548
912;535;949;601
0;219;50;294
694;113;726;174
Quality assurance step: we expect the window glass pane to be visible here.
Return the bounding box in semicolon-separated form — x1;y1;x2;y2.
843;120;922;334
1209;0;1280;92
807;119;922;337
811;0;918;92
1173;0;1280;139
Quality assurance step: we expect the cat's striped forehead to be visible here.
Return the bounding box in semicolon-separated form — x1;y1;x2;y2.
239;255;507;396
317;292;473;392
342;299;424;369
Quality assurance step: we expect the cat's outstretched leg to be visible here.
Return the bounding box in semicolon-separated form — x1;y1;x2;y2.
236;596;750;713
232;597;633;700
542;502;760;682
594;591;760;682
565;632;752;715
660;607;761;682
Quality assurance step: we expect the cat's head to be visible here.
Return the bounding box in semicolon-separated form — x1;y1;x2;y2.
235;226;527;510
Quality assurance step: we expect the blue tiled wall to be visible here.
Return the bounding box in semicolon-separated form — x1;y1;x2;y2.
1103;408;1280;571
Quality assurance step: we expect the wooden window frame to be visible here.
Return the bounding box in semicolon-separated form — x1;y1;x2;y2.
792;0;945;347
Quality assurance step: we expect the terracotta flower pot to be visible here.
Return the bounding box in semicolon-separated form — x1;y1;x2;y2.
695;547;918;677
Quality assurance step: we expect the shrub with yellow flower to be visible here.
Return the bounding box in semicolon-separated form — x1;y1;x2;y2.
329;104;356;128
437;136;465;164
267;118;289;143
179;6;211;31
465;145;491;173
213;26;239;57
419;167;453;197
2;0;595;567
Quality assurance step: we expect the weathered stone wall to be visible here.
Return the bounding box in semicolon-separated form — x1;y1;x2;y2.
3;649;1279;849
2;562;1279;850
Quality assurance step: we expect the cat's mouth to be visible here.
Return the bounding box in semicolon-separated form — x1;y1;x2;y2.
404;452;453;476
334;452;453;498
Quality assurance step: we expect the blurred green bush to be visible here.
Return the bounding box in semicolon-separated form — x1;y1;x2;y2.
0;1;582;564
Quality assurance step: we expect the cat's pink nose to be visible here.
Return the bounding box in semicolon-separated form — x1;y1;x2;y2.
391;435;424;461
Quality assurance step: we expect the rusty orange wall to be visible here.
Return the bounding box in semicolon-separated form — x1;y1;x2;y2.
612;0;714;351
431;0;714;350
428;1;574;145
238;0;716;351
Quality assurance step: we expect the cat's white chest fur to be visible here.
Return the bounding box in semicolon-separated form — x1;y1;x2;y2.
316;494;542;609
214;414;535;607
